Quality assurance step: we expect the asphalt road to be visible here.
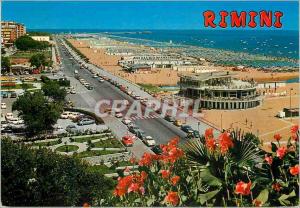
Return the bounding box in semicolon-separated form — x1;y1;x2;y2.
57;40;187;145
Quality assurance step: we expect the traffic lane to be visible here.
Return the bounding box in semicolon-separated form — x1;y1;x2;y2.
134;117;187;145
59;43;187;142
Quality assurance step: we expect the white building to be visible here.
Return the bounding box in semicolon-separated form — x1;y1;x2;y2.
31;36;50;42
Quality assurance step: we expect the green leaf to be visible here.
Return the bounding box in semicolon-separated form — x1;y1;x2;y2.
200;169;222;187
147;198;155;206
278;190;296;205
271;142;278;152
199;189;220;205
255;189;269;205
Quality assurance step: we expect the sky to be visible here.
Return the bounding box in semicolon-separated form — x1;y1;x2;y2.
2;1;299;30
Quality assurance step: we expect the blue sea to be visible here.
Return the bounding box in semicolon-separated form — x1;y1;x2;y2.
39;29;298;60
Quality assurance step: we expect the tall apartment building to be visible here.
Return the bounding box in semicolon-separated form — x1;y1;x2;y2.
1;21;26;46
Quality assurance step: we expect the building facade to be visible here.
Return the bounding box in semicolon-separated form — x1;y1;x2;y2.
179;71;262;110
31;36;50;42
1;21;26;46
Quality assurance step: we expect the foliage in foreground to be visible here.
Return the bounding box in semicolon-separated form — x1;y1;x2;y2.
112;126;299;207
1;138;115;206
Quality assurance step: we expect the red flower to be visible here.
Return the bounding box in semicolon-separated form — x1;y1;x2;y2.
124;166;131;172
274;133;282;141
253;199;262;207
170;175;180;186
160;170;170;179
83;202;90;207
276;146;287;159
264;155;273;165
129;157;136;164
235;181;252;196
219;132;234;154
164;191;179;206
205;128;214;139
272;183;282;192
205;137;217;151
128;183;140;193
291;125;299;134
289;165;299;176
141;171;148;181
138;153;154;166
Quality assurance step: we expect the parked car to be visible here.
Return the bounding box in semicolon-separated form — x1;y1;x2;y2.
122;118;132;125
181;125;194;133
66;125;78;133
129;125;140;134
70;89;76;94
164;115;175;122
115;112;123;118
136;130;146;139
1;103;7;109
61;111;71;119
78;118;95;126
97;78;104;83
142;136;156;146
174;119;184;127
152;145;163;155
10;92;17;98
5;113;14;121
122;135;134;147
2;93;8;98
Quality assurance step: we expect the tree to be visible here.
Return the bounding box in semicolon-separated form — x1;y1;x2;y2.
29;53;47;69
1;56;11;72
15;35;50;51
1;138;115;206
42;80;67;102
12;91;63;136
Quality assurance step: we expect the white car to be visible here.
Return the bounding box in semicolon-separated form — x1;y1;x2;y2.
70;89;76;94
122;118;132;125
69;112;81;119
1;103;7;109
60;111;71;119
5;113;14;121
9;118;19;125
115;113;123;118
143;136;156;147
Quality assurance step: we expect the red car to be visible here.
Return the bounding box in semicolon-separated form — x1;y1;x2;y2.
122;136;134;147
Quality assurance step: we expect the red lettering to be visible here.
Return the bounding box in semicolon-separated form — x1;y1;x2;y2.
203;11;216;28
230;11;247;27
248;11;258;28
260;11;272;27
219;11;228;28
274;11;283;28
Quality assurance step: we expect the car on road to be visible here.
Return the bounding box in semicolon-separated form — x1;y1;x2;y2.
115;112;123;118
70;89;76;94
181;125;194;133
122;118;132;125
97;78;104;82
87;85;94;90
152;145;163;155
1;103;7;109
78;118;95;126
122;135;134;147
1;120;9;129
142;136;156;146
93;74;98;78
129;125;140;134
193;130;200;138
164;115;175;122
174;119;184;127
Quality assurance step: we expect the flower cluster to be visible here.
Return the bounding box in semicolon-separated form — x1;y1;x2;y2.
204;128;234;154
114;171;148;197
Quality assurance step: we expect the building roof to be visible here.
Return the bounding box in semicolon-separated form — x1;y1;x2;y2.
180;71;237;81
